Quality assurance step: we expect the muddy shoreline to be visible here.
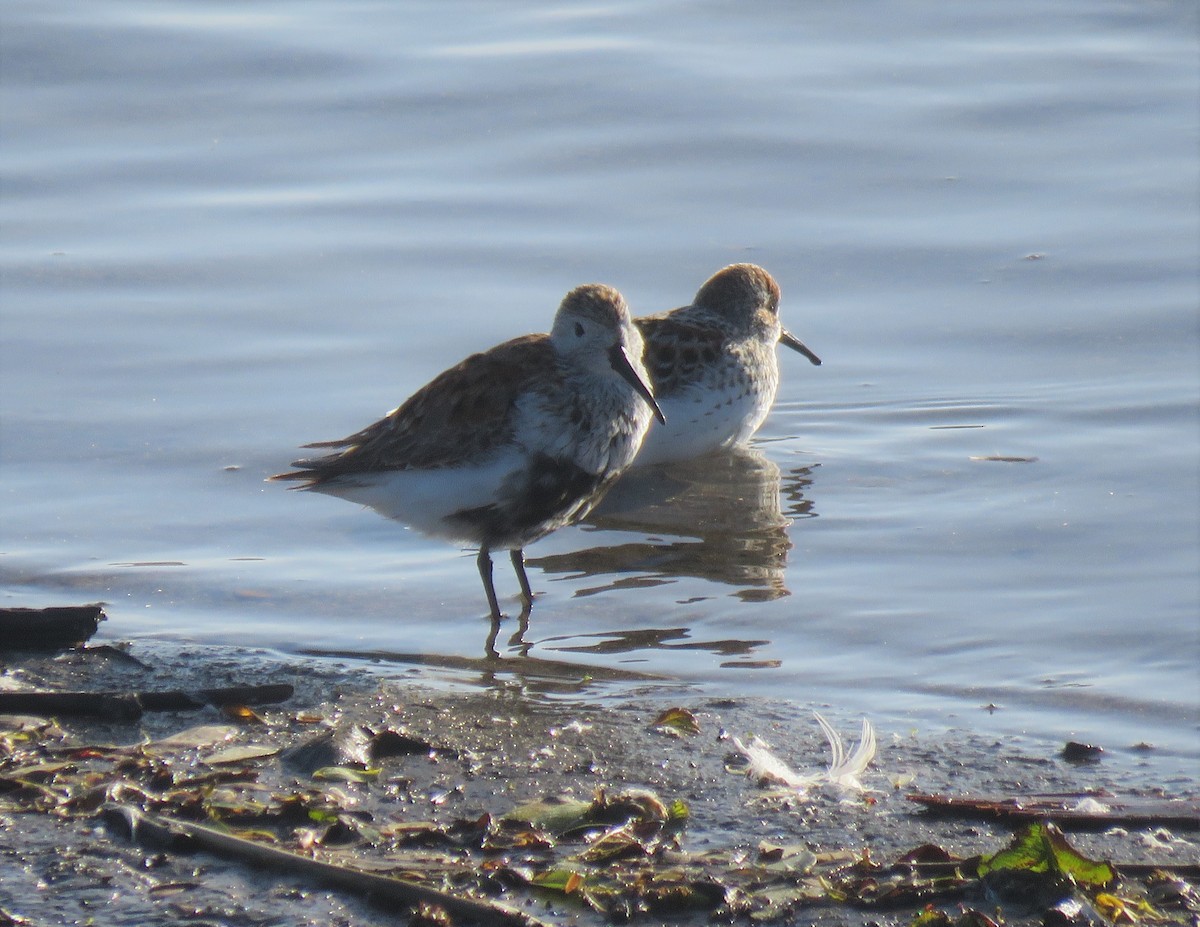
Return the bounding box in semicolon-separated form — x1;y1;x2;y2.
1;638;1196;926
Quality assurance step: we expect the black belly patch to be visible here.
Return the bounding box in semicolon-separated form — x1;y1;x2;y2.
449;454;604;548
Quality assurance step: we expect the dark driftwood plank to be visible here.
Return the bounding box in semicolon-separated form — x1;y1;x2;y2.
908;792;1200;830
137;684;296;711
0;684;294;720
104;804;549;927
0;605;104;650
0;692;143;720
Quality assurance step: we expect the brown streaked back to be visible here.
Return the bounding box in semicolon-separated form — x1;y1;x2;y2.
273;334;558;483
635;314;728;398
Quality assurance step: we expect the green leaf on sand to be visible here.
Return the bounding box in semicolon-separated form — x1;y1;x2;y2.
652;708;701;737
977;821;1115;887
503;795;595;836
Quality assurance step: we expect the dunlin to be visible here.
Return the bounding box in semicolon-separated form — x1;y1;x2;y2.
272;284;664;621
633;264;820;466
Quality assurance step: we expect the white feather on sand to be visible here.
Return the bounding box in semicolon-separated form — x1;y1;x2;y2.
732;712;877;799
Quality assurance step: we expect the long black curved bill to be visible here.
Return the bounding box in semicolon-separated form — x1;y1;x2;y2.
608;344;667;424
781;328;822;366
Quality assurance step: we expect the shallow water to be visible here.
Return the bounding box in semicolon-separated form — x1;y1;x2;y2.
2;1;1198;772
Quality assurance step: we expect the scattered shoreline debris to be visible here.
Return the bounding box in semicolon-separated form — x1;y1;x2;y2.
104;803;548;927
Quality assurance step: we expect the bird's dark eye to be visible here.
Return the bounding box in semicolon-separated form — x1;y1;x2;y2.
574;322;585;337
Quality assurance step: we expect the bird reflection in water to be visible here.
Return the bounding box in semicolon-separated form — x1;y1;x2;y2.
496;447;816;660
528;446;816;603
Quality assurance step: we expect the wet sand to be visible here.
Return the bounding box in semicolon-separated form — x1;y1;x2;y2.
1;640;1195;925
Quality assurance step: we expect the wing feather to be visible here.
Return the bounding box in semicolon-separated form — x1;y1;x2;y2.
636;313;727;397
273;335;556;484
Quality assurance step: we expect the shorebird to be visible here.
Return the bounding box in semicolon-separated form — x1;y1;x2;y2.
271;284;664;621
632;264;820;466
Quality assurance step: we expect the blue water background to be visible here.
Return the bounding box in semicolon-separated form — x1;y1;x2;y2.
2;1;1198;772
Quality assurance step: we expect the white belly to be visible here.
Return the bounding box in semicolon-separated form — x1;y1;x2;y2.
306;450;525;545
634;384;772;466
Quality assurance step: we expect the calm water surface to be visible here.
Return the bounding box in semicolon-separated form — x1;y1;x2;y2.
2;1;1198;773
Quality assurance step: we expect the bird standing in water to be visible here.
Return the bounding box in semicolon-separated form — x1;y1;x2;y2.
633;263;820;466
272;284;664;621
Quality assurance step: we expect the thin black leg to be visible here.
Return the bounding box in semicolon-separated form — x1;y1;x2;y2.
510;548;533;610
477;547;502;621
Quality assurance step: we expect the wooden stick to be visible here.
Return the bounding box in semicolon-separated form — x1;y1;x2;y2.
104;804;549;927
0;684;294;720
138;684;296;711
0;605;103;650
0;691;143;720
908;792;1200;831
